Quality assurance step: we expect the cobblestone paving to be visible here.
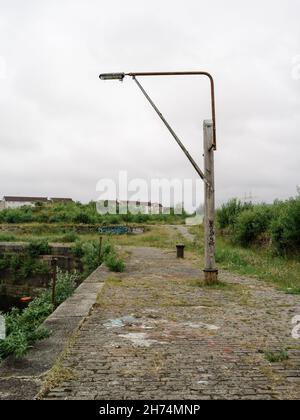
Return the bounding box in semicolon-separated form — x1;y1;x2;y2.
44;247;300;400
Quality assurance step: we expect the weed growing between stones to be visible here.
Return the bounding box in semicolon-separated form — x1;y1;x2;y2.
264;349;289;363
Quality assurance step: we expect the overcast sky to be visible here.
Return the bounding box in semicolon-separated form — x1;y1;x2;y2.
0;0;299;208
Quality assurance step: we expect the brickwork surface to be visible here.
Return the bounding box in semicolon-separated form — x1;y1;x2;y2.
44;247;300;400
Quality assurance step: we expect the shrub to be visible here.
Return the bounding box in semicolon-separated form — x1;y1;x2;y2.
104;252;125;272
0;233;17;242
72;240;84;258
53;268;78;306
233;205;272;246
216;199;253;230
271;196;300;255
0;269;78;359
27;240;50;257
73;212;93;224
57;231;79;242
102;240;114;257
264;349;289;363
81;241;101;275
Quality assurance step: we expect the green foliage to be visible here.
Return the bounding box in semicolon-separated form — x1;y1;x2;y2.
102;240;114;257
0;201;187;225
27;239;50;257
81;241;101;275
216;199;253;230
72;212;93;224
0;233;17;242
72;237;124;275
72;240;84;258
0;207;34;223
233;205;272;246
0;269;78;359
53;269;78;306
104;252;125;272
271;196;300;255
264;349;289;363
55;231;79;243
0;253;50;280
102;240;125;272
218;194;300;254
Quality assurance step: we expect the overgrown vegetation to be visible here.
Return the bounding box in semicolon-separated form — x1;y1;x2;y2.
0;240;51;280
216;193;300;255
73;238;125;275
0;201;188;225
0;235;124;360
104;251;125;272
0;269;78;359
189;223;300;293
264;349;289;363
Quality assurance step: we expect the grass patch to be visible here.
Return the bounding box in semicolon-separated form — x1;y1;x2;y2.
189;224;300;291
106;276;123;285
104;252;125;272
284;288;300;295
264;349;289;363
37;329;80;399
0;233;17;241
189;279;234;290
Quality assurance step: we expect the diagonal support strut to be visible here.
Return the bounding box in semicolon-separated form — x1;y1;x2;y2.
132;76;209;186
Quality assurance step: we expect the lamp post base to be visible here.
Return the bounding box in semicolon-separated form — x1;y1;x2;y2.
203;268;218;285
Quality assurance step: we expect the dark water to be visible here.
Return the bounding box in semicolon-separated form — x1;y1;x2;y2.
0;295;29;313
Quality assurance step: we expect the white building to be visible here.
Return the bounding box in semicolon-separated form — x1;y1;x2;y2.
0;196;73;209
2;196;49;209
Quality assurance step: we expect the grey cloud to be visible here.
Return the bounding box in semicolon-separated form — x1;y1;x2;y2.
0;0;299;209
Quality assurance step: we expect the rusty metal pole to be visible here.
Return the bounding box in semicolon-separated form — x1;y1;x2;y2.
51;258;57;307
203;121;218;283
99;71;218;279
99;236;103;263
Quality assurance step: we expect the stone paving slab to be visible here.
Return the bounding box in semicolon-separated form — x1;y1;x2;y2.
43;247;300;400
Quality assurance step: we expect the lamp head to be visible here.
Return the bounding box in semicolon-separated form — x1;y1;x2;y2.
99;73;125;81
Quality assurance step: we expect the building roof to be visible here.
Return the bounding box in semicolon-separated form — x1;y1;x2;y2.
50;197;73;202
118;200;162;207
3;196;48;202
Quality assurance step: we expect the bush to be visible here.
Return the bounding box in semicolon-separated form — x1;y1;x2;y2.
271;196;300;255
217;199;253;230
0;233;17;242
0;253;50;280
72;240;84;258
104;252;125;272
0;269;78;359
27;240;50;257
53;269;78;306
0;207;34;223
73;212;93;224
233;205;272;246
57;231;79;242
81;241;101;275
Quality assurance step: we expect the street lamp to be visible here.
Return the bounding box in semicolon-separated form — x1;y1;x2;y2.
99;71;218;283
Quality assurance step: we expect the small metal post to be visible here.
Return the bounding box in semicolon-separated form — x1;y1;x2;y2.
51;258;57;307
99;236;103;263
203;120;218;284
67;256;71;273
176;244;185;258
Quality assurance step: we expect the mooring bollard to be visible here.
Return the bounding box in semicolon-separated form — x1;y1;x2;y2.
176;244;185;258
